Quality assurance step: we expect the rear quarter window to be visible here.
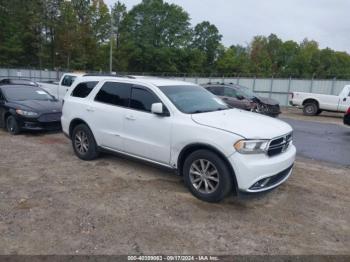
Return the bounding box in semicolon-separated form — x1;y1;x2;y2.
71;81;98;98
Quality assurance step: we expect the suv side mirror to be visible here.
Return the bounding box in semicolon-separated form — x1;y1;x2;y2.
151;103;169;116
236;95;245;100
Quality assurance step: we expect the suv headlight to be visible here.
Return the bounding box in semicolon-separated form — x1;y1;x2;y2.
234;139;270;154
16;109;38;117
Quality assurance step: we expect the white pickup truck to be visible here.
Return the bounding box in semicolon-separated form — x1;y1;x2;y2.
39;73;83;100
289;85;350;116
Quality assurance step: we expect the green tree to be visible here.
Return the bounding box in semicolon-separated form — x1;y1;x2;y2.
119;0;192;72
192;21;222;71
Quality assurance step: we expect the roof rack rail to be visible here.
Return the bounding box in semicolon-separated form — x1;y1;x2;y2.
83;73;135;79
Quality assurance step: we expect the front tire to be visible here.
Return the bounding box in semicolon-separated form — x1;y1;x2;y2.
72;124;99;161
183;150;233;202
6;116;20;135
303;102;318;116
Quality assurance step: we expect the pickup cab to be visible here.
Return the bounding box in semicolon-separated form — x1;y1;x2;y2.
39;73;84;100
289;85;350;116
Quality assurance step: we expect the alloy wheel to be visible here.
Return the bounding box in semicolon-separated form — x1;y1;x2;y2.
74;130;89;155
189;159;220;194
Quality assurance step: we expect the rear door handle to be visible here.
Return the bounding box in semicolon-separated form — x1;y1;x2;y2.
86;108;95;112
125;115;136;121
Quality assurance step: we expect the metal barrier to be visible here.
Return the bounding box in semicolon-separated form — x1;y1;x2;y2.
1;68;350;106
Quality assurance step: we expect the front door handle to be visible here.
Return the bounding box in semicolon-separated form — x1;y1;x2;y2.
86;108;95;112
125;115;136;121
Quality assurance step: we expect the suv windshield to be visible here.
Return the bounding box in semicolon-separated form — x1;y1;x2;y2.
2;86;54;101
158;85;228;114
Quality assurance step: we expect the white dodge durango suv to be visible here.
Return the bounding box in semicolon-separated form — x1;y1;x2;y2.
61;76;296;202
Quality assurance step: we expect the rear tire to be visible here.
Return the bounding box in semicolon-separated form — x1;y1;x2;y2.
72;124;99;161
183;150;233;202
316;109;323;115
303;102;318;116
6;116;20;135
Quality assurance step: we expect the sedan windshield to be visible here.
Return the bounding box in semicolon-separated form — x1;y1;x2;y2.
2;86;54;101
235;85;256;99
158;85;228;114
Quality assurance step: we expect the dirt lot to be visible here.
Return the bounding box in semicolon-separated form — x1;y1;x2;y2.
0;112;349;255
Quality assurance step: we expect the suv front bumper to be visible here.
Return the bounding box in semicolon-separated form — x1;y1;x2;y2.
228;144;296;193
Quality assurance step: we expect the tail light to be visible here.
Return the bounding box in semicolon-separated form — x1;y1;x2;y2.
347;107;350;114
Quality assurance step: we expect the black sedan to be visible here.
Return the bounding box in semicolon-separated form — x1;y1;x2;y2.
344;107;350;126
0;78;39;87
0;85;62;134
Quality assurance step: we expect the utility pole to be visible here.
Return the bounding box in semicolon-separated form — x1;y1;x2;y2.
109;7;113;73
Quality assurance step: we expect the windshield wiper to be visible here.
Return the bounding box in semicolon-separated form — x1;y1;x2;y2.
191;108;229;114
191;110;212;114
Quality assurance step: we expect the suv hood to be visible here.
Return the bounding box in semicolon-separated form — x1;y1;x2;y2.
191;109;292;139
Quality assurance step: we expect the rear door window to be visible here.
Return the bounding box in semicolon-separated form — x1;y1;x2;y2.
94;82;131;107
71;81;98;98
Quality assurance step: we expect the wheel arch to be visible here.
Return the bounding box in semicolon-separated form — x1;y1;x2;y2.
302;98;319;108
69;118;93;139
2;111;14;128
177;143;238;195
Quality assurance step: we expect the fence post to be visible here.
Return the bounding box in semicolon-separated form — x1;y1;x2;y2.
286;76;292;106
310;74;315;93
252;76;256;92
331;77;336;95
222;75;225;84
269;75;274;98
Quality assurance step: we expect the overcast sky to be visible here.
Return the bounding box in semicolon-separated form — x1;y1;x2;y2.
105;0;350;53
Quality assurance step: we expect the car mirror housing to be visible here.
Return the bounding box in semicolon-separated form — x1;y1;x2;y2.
151;103;164;115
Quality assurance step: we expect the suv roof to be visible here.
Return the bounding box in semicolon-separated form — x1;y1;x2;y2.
75;75;196;87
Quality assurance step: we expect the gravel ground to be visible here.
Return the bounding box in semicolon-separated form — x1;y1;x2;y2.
0;126;349;255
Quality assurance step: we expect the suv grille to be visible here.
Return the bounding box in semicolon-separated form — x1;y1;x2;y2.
267;132;292;157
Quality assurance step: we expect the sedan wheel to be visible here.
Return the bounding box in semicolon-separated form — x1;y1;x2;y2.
6;116;20;135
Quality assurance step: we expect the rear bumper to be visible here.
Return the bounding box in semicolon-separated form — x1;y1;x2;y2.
228;144;296;193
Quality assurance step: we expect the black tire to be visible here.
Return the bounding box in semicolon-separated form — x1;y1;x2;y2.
303;102;318;116
6;115;20;135
183;150;233;203
72;124;99;161
316;109;323;115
